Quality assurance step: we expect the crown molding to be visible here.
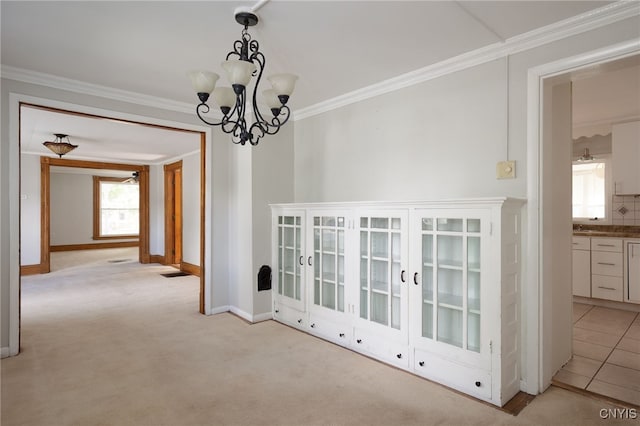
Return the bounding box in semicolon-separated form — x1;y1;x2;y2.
1;2;637;122
293;1;640;121
1;65;197;115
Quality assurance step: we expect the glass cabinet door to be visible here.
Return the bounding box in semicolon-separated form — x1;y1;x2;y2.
312;215;346;312
277;215;303;304
416;213;484;354
358;213;407;331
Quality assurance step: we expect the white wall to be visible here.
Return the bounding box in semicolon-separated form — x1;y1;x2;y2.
181;151;200;265
20;154;40;265
50;172;93;245
294;59;519;203
252;124;295;318
227;143;254;317
541;79;573;386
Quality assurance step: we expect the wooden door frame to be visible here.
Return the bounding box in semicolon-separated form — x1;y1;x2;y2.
40;156;150;272
164;160;182;266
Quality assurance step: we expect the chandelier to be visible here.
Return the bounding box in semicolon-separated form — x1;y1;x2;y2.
189;10;298;146
42;133;77;158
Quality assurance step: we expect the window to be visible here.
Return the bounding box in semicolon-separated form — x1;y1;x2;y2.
572;158;611;223
93;176;139;239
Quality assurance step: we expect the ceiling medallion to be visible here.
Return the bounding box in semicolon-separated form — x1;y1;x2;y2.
189;10;298;146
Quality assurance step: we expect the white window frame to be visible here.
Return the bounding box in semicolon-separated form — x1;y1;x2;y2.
572;154;612;225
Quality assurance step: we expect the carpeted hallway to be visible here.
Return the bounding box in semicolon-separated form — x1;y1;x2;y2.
1;248;630;425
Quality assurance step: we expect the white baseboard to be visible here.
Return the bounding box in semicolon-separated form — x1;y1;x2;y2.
210;305;231;315
229;306;253;322
1;346;11;358
228;306;273;323
252;311;273;322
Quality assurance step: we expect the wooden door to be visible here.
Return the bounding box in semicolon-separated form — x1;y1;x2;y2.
164;160;183;266
173;169;182;264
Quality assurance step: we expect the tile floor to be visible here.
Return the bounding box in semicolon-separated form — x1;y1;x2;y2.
553;303;640;406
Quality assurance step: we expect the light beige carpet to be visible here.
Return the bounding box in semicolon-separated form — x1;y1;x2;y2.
1;248;630;425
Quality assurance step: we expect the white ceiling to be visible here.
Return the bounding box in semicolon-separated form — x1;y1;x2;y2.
572;56;640;138
20;105;201;164
1;1;618;162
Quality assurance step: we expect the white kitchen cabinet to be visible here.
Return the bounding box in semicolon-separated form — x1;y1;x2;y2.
590;237;623;302
271;198;524;407
572;236;591;297
612;121;640;195
624;240;640;304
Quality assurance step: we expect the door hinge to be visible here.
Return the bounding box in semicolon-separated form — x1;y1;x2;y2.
490;340;493;354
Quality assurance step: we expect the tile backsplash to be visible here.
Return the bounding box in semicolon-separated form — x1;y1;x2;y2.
611;195;640;226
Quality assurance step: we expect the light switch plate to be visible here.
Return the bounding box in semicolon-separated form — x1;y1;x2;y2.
496;161;515;179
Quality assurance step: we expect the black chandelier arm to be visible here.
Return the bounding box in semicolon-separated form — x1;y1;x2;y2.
220;90;247;134
247;122;266;146
254;105;290;136
195;103;226;127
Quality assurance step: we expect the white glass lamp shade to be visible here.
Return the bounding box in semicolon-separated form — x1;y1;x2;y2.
222;60;257;87
262;89;282;109
188;71;219;94
212;87;236;108
267;73;298;96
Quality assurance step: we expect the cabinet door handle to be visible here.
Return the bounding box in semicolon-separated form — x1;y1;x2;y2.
597;262;616;266
339;333;345;338
396;353;402;359
275;309;279;313
356;339;362;344
597;244;616;247
401;270;406;283
297;319;302;324
413;272;419;285
308;256;312;266
418;361;425;367
310;323;315;328
475;381;481;387
597;286;617;291
299;256;304;266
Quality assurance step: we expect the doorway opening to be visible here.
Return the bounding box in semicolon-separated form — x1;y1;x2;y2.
538;52;640;407
14;101;208;354
39;156;150;273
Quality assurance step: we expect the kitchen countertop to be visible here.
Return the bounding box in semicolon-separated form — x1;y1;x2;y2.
573;225;640;238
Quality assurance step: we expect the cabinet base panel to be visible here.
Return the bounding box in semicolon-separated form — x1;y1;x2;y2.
573;296;640;312
273;317;510;407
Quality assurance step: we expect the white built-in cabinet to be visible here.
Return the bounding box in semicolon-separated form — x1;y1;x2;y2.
572;237;591;298
627;240;640;303
591;238;624;302
612;121;640;195
271;198;524;407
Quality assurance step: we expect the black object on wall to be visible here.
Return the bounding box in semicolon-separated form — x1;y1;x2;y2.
258;265;272;291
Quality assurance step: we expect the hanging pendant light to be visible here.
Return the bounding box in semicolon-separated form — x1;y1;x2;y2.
189;9;298;146
578;147;595;162
42;133;78;158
